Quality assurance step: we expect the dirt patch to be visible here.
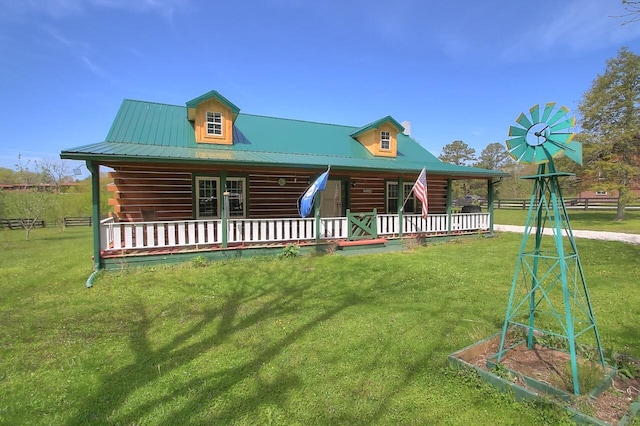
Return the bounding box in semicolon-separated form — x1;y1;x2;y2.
456;333;640;425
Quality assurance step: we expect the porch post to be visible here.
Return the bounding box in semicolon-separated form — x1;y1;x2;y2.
222;191;229;248
86;160;101;287
314;191;321;243
397;176;403;237
446;178;453;234
488;179;495;235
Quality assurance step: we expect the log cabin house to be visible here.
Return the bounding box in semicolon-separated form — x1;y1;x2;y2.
60;90;507;278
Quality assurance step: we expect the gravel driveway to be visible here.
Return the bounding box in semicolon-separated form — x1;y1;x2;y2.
494;224;640;245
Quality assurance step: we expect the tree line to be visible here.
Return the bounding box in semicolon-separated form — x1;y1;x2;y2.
0;159;111;239
437;47;640;221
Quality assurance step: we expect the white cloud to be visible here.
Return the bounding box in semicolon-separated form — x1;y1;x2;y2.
0;0;190;20
501;0;640;61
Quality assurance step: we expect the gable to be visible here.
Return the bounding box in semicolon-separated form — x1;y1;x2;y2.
350;116;404;158
186;90;241;145
191;97;234;145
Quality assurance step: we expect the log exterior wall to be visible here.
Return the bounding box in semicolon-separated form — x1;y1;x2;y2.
106;162;460;221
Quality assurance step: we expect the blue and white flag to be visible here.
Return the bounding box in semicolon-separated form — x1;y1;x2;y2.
297;166;330;218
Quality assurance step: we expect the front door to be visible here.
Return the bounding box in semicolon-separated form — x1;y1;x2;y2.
320;180;342;217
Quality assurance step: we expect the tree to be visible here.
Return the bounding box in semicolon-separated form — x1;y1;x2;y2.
577;47;640;220
438;140;477;198
36;158;72;194
620;1;640;24
438;140;476;165
474;142;512;170
4;157;63;239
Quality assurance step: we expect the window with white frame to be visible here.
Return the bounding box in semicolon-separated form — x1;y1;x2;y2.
195;177;246;219
386;181;422;214
206;112;223;136
380;131;390;150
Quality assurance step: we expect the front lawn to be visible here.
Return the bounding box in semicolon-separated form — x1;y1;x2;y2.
1;227;639;425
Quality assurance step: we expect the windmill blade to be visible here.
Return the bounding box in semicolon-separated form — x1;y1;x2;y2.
550;116;576;132
546;105;570;126
516;112;533;129
508;126;528;137
563;141;583;166
519;147;535;164
506;136;526;150
547;132;574;145
533;145;550;164
540;102;556;123
529;104;540;124
542;142;563;159
508;140;529;161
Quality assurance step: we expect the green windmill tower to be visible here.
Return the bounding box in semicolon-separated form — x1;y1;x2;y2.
497;103;605;395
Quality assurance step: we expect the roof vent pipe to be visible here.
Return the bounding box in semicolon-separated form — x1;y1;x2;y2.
401;121;411;136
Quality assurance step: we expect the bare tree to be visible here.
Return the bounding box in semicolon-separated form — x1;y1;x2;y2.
36;159;72;193
619;0;640;24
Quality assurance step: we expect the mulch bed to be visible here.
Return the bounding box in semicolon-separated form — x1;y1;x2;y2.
457;333;640;425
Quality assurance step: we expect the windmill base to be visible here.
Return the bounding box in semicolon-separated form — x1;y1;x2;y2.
448;330;640;425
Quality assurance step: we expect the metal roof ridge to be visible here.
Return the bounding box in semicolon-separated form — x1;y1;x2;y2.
238;112;359;129
121;98;185;108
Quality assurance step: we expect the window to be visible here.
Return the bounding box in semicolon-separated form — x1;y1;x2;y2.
206;112;223;136
380;131;390;150
195;177;246;219
196;177;219;218
226;178;245;217
386;181;422;214
595;191;608;196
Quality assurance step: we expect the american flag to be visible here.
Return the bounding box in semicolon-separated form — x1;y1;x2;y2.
412;168;428;218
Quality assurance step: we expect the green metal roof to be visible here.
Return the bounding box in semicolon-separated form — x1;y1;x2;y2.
61;99;507;177
185;90;240;114
350;115;404;138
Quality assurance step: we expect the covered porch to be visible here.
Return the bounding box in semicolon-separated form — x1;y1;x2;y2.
99;210;492;259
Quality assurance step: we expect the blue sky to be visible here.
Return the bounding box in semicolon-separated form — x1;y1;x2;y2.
1;0;639;176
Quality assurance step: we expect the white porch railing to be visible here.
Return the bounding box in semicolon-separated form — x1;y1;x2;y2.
100;213;491;251
228;217;315;243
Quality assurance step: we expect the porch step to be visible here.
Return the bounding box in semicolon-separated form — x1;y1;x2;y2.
336;238;387;251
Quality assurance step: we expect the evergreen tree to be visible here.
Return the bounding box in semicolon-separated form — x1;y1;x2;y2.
578;47;640;220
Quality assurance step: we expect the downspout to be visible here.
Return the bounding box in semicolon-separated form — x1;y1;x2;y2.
86;160;101;288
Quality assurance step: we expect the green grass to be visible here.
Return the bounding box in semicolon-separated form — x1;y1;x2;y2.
1;227;639;425
494;209;640;234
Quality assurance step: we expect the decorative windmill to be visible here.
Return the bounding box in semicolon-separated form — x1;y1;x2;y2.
496;103;605;395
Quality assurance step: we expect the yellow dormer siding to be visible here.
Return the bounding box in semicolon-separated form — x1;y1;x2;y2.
192;98;234;145
350;116;404;158
186;90;241;145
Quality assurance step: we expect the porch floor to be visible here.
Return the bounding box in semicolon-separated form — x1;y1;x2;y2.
100;229;490;259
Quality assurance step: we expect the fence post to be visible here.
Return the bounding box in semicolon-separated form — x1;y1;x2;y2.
584;198;589;210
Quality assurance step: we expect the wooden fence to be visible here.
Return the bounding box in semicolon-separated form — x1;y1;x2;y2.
495;198;639;210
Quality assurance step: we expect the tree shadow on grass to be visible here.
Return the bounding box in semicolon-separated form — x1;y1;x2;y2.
68;284;361;424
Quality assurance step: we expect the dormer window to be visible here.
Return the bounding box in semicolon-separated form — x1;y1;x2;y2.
206;112;223;136
380;131;390;150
